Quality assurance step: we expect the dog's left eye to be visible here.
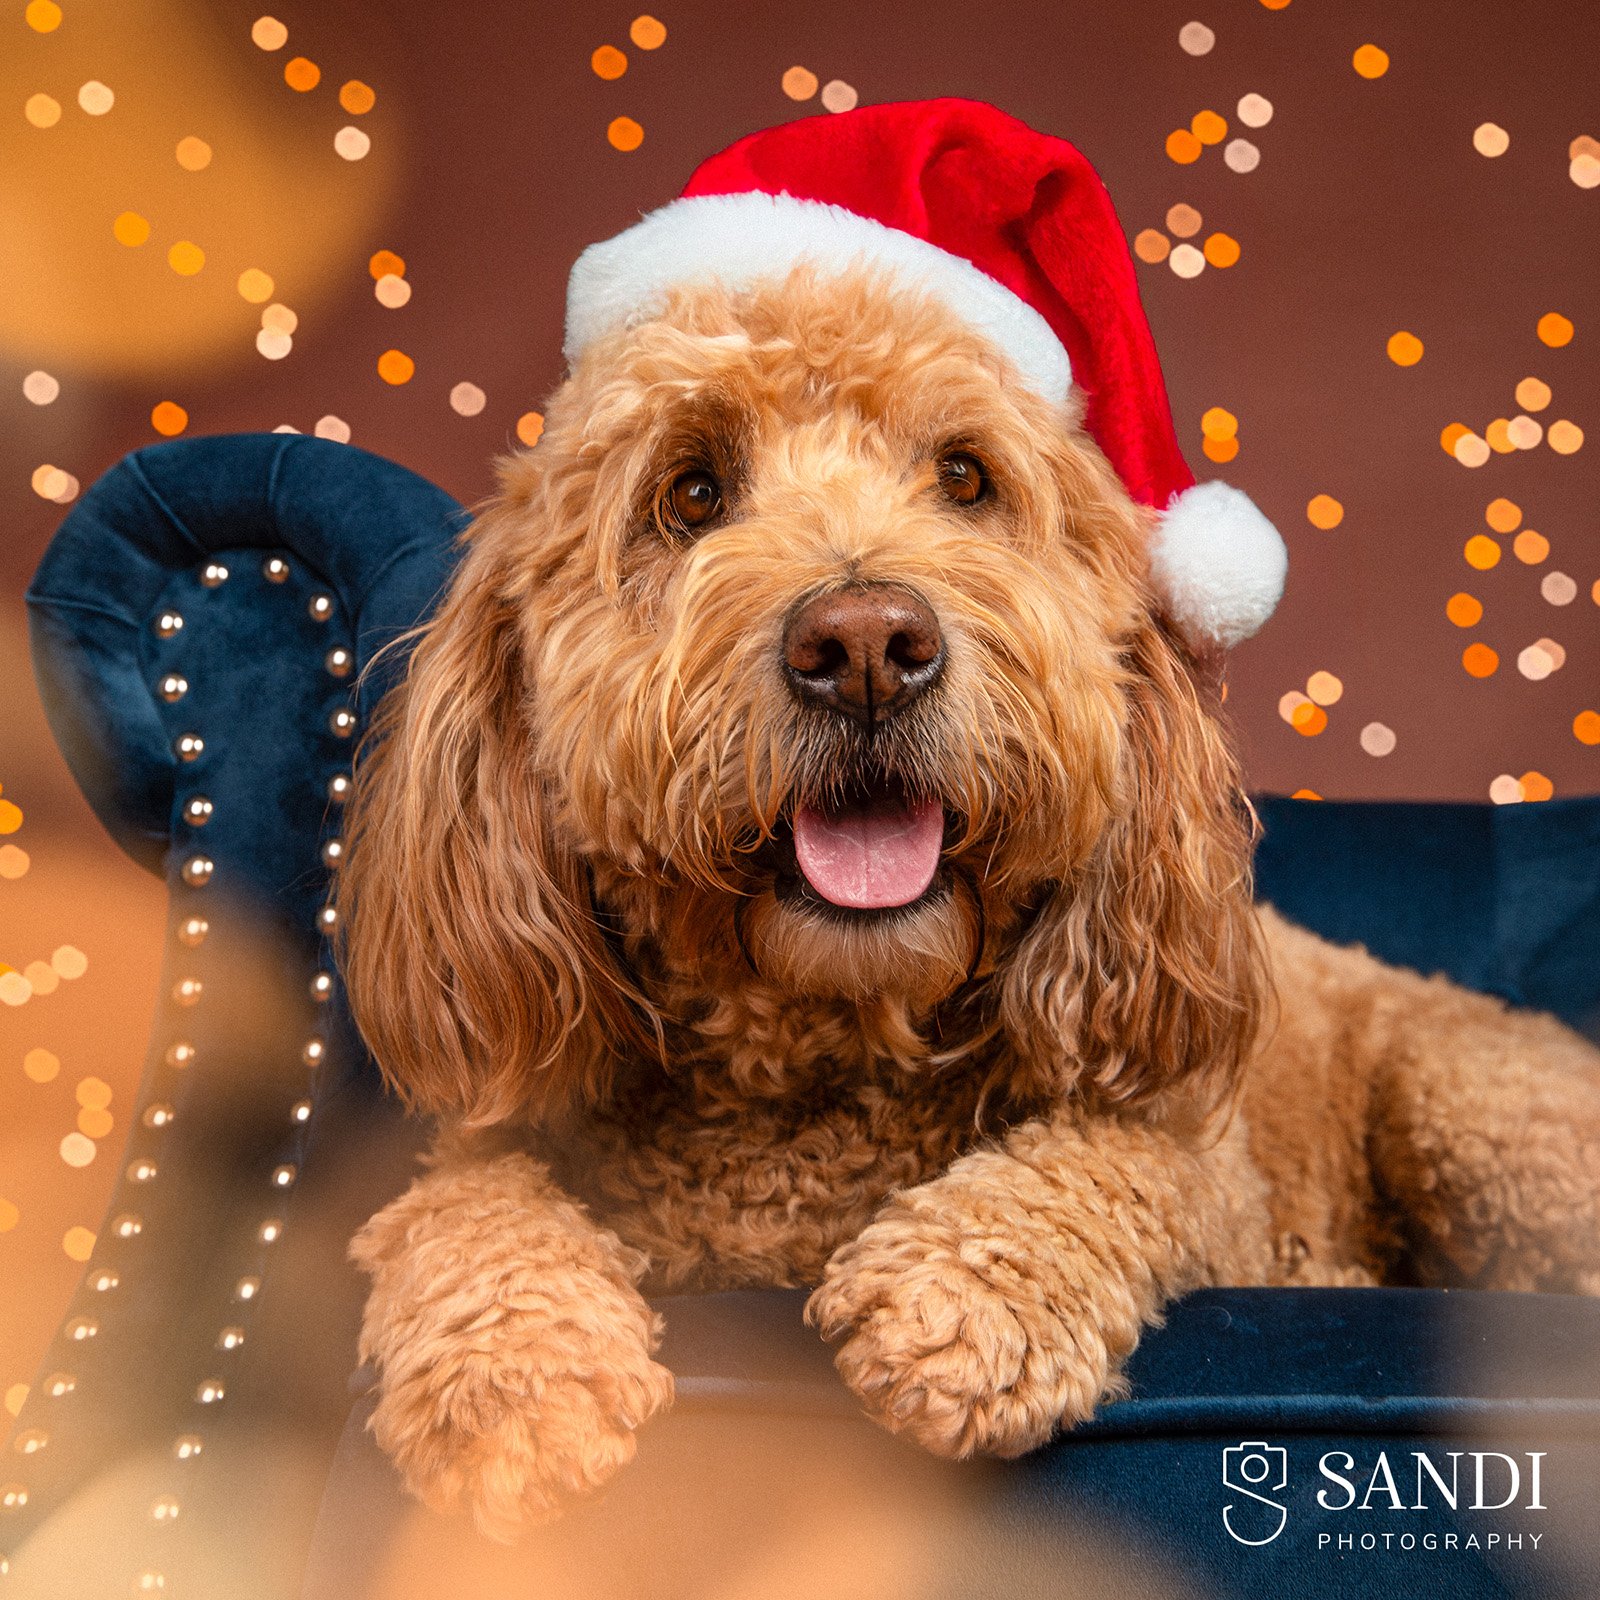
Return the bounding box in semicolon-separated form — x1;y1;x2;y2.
658;468;722;537
937;453;988;506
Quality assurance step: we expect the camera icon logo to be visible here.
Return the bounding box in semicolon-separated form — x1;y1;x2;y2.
1222;1441;1289;1546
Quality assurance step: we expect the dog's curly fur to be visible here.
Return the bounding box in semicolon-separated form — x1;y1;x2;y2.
340;267;1600;1540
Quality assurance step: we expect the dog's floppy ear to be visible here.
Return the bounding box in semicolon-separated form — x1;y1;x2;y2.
340;510;654;1127
997;613;1265;1116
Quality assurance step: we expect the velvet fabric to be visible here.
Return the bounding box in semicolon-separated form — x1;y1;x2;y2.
15;434;1600;1597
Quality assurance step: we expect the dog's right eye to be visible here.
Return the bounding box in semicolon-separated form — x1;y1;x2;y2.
657;468;722;538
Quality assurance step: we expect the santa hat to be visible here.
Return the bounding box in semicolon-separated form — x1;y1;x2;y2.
564;97;1286;650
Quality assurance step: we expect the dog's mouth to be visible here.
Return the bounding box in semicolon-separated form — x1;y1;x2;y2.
774;775;946;914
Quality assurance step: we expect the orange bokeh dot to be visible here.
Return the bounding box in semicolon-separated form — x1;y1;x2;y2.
167;240;205;276
630;15;666;48
1484;496;1521;533
113;211;150;247
515;411;545;447
1484;418;1515;453
77;1106;113;1139
1520;771;1555;803
376;349;414;385
284;56;321;91
1133;229;1170;264
1352;44;1390;78
1574;711;1600;746
591;45;627;80
1461;643;1499;678
1386;330;1423;366
1445;592;1483;628
1292;704;1328;737
1463;535;1501;570
1537;313;1574;348
1165;128;1203;164
1191;110;1228;145
151;401;188;436
1513;530;1549;564
26;0;63;30
1200;406;1238;440
1203;232;1240;268
1202;436;1239;463
1439;423;1470;455
1291;789;1323;800
369;249;406;280
782;66;819;100
1306;494;1344;530
607;116;644;152
339;79;376;114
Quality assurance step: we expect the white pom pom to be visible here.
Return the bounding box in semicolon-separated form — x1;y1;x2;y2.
1149;481;1287;649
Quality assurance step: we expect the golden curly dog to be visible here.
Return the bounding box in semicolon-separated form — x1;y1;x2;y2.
341;266;1600;1540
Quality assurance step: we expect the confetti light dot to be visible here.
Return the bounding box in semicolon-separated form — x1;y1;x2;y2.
1506;415;1543;450
23;371;59;405
1200;406;1238;441
25;961;58;996
1236;93;1273;128
1572;135;1600;161
782;66;819;100
1166;204;1202;238
1574;711;1600;745
1360;722;1397;757
1463;534;1500;570
369;249;405;280
1306;494;1344;530
1536;637;1567;670
1202;436;1239;463
1439;423;1470;456
1537;313;1574;348
251;15;287;49
3;1385;25;1415
1278;691;1311;723
52;945;87;980
1178;21;1215;55
1462;642;1499;677
1169;242;1205;277
1386;330;1423;366
1292;704;1328;737
334;125;370;160
77;80;114;115
377;349;414;385
1547;420;1584;454
284;56;320;91
1472;122;1509;158
31;464;69;500
24;1048;60;1083
113;211;150;247
1306;671;1344;706
1454;433;1490;468
1203;232;1240;268
261;300;297;335
1518;644;1555;680
1489;774;1524;805
1133;229;1170;263
25;94;62;129
168;241;205;276
62;1226;95;1262
1352;44;1389;79
151;402;188;437
74;1078;110;1112
1484;418;1515;454
592;45;627;80
26;0;63;30
1521;771;1555;803
59;1134;96;1168
0;1201;17;1233
0;798;20;834
256;329;292;360
449;381;487;417
1191;109;1227;145
607;116;643;152
630;14;666;48
175;136;211;171
1165;128;1202;164
1515;377;1551;412
0;972;31;1006
339;79;375;114
1484;497;1520;533
1571;154;1600;189
1542;571;1577;606
313;415;350;443
1512;529;1549;563
1259;0;1290;9
236;268;274;303
1224;138;1261;173
374;272;411;308
820;80;858;114
515;411;544;447
77;1105;111;1137
0;847;30;880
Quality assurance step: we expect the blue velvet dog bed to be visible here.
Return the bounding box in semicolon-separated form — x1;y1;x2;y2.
14;435;1600;1599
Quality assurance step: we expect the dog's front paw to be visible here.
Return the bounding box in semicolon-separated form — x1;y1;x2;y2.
368;1313;674;1541
808;1220;1116;1460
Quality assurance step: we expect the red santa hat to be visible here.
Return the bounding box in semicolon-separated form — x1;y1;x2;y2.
564;97;1286;650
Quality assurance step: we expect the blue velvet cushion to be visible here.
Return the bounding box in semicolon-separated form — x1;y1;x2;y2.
14;435;1600;1599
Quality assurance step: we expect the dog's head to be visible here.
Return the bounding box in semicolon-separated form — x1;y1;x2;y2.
342;268;1263;1126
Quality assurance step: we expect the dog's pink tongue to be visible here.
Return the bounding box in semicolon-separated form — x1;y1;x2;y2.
793;794;944;910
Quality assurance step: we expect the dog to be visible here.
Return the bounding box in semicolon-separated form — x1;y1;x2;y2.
340;262;1600;1541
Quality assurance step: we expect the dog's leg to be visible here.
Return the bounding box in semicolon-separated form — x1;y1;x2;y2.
1365;988;1600;1291
806;1110;1273;1458
350;1149;674;1540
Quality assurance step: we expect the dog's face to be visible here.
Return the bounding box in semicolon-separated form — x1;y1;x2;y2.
343;268;1262;1125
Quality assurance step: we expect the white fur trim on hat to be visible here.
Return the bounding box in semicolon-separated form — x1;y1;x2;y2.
1149;480;1287;649
564;190;1073;403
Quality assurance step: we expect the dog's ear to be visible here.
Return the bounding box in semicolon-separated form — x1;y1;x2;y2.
997;613;1265;1116
340;511;655;1128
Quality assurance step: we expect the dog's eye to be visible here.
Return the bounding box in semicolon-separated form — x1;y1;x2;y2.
658;468;722;537
937;453;988;507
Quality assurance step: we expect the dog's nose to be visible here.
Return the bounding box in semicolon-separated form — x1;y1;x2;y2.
783;584;944;722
